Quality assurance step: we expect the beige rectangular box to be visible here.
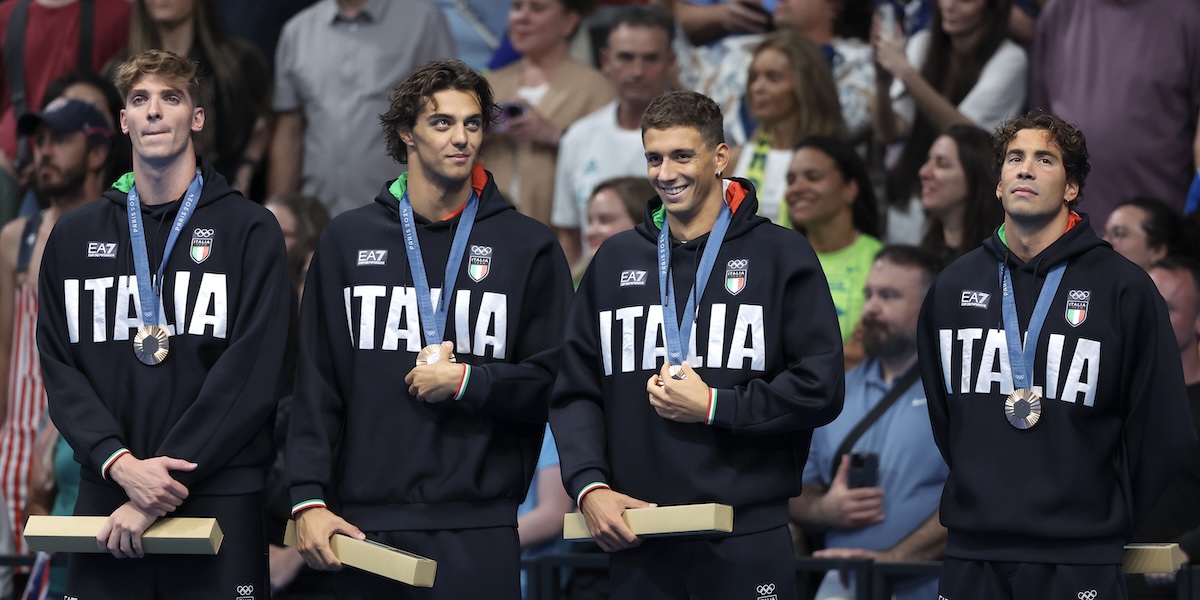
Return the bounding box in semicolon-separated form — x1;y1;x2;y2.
284;520;436;587
563;503;733;540
24;516;223;554
1123;543;1184;574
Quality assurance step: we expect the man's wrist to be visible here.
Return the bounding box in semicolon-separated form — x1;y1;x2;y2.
103;448;133;481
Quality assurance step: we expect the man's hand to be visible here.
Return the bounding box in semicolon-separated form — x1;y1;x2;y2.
295;507;365;571
269;544;307;592
404;342;464;404
817;455;885;530
579;488;655;552
646;362;710;423
108;454;196;516
720;0;772;36
97;501;157;558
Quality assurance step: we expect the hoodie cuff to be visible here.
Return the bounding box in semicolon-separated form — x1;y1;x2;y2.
709;387;737;428
101;448;131;480
291;499;328;518
570;468;610;505
289;483;328;517
453;363;491;408
90;437;129;480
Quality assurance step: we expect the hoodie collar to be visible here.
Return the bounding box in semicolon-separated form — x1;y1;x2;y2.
388;163;488;221
986;212;1104;274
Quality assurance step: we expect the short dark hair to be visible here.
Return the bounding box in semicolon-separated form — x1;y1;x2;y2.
641;90;724;149
794;135;880;238
590;176;652;225
994;113;1090;211
1150;255;1200;313
875;244;945;288
607;4;675;46
379;60;495;165
1112;196;1182;255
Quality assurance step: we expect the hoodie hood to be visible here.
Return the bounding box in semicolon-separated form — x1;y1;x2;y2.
636;177;766;245
373;163;513;225
105;158;240;214
982;213;1107;275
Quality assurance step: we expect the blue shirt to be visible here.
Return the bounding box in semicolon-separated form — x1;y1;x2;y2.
804;357;947;600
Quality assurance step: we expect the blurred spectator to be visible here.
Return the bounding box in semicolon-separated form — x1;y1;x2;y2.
1031;0;1200;233
1102;197;1192;272
674;0;773;47
269;0;455;215
21;419;77;598
215;0;317;70
917;124;1000;261
785;135;881;365
432;0;511;72
730;31;845;225
0;96;111;589
265;192;331;255
551;4;673;265
0;0;130;176
485;0;614;226
107;0;272;193
1128;257;1200;599
873;0;1025;245
695;0;874;146
572;175;650;282
517;425;574;599
792;245;946;600
41;70;131;185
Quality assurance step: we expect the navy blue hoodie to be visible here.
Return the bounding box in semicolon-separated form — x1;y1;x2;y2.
550;179;845;535
287;165;572;531
917;215;1197;564
38;160;292;496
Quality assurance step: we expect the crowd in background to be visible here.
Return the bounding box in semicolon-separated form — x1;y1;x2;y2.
0;0;1197;598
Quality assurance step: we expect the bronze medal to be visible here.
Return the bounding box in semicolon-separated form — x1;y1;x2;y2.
415;344;443;366
668;364;687;380
1005;388;1042;430
133;325;170;366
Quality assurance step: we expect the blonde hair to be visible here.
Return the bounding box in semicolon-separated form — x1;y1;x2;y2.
748;30;846;140
113;49;204;107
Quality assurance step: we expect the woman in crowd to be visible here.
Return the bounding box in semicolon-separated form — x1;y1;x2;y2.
730;31;846;225
1103;196;1192;271
111;0;271;192
785;135;881;368
572;176;651;283
484;0;614;226
873;0;1026;243
918;124;1002;261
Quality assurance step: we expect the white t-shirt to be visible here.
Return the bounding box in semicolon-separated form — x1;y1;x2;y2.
733;144;794;224
550;102;649;240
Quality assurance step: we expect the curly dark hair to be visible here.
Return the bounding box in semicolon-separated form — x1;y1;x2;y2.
379;60;496;165
641;90;724;149
994;113;1090;211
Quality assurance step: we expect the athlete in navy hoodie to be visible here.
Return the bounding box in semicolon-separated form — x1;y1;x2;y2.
917;113;1197;599
550;90;844;599
287;60;572;599
38;51;291;598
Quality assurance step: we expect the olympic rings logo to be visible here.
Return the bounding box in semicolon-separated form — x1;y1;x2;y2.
193;228;215;238
471;245;492;256
1068;290;1090;301
236;585;254;596
728;259;748;269
1078;591;1097;600
756;583;776;595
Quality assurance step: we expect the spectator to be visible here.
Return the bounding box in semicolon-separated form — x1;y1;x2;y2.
265;192;331;254
269;0;456;216
485;0;614;227
673;0;773;47
1102;197;1191;272
731;31;845;225
918;124;1001;261
551;5;673;265
517;426;573;599
1129;257;1200;599
0;97;112;584
785;135;881;356
215;0;317;71
792;245;947;600
40;71;131;184
0;0;130;175
108;0;272;193
1031;0;1200;232
21;419;78;599
432;0;511;72
873;0;1025;244
572;175;650;282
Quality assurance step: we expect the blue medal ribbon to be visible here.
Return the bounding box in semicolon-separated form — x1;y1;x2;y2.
999;261;1066;391
127;170;204;330
658;198;733;368
398;191;479;346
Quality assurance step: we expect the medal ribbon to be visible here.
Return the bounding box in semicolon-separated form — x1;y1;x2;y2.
999;261;1066;391
399;190;479;346
658;196;733;368
127;170;204;329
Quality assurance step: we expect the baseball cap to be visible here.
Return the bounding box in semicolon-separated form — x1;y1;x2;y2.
17;97;113;144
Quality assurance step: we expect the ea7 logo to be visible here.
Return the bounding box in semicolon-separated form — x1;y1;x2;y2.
357;250;388;266
620;270;647;287
960;290;991;309
87;242;118;259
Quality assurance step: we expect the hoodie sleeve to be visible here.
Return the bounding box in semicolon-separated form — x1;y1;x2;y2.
153;216;292;487
39;226;130;476
1119;279;1197;530
917;278;952;467
706;249;845;434
454;235;572;423
549;267;612;501
286;236;347;513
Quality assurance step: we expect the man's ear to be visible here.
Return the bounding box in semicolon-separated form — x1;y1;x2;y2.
398;126;415;148
191;106;205;133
